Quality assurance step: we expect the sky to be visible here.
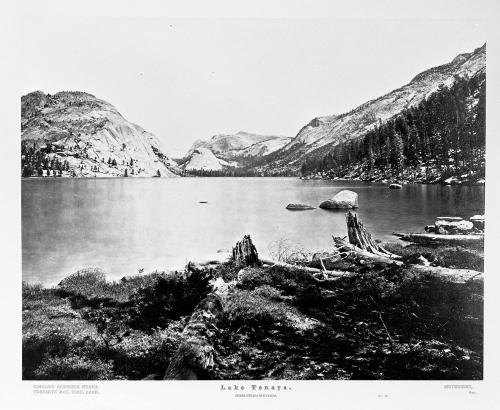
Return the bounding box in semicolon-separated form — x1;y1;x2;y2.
17;17;486;157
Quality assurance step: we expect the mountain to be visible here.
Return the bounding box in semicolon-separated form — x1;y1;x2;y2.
260;44;486;173
185;131;291;162
21;91;181;177
182;147;235;171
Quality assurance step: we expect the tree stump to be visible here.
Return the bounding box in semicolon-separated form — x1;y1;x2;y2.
231;235;261;267
346;211;395;257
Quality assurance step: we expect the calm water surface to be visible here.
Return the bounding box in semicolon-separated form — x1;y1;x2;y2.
22;178;484;285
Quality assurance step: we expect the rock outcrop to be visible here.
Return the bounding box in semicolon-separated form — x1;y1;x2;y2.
21;91;181;177
182;147;234;171
319;190;358;209
286;204;316;210
186;131;291;161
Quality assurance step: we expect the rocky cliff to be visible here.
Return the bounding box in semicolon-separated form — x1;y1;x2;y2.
261;44;486;172
21;91;181;177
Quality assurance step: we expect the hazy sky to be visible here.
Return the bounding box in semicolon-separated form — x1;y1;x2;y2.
18;18;485;157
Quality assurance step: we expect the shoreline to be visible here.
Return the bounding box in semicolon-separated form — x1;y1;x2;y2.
22;233;484;381
20;175;487;186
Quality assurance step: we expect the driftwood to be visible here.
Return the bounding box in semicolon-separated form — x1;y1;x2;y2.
410;265;483;284
393;232;484;246
346;211;399;258
333;236;483;284
332;236;402;265
260;258;357;281
334;213;484;284
232;235;261;267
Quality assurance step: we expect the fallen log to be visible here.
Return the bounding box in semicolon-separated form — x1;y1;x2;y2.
393;232;484;246
163;292;225;380
260;258;357;280
409;265;483;284
165;234;261;380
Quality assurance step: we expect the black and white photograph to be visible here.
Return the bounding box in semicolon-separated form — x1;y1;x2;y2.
2;0;500;409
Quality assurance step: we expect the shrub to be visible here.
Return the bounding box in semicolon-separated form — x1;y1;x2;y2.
22;282;44;299
57;269;172;306
23;331;73;378
268;238;311;263
100;329;182;380
34;354;114;380
237;267;274;289
383;242;484;271
225;286;294;331
58;268;107;296
129;268;212;330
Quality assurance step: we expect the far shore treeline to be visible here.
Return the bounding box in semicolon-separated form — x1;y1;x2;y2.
299;74;485;182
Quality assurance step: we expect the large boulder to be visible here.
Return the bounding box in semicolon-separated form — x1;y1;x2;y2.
286;203;316;210
470;215;485;230
434;219;474;234
319;190;358;209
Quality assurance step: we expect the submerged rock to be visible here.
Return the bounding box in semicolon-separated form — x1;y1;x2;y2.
389;183;402;189
319;190;358;209
286;203;315;210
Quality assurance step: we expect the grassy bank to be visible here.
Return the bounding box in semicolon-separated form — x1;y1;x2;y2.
23;244;483;380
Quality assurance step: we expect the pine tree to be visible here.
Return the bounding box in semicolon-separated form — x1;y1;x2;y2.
391;132;405;178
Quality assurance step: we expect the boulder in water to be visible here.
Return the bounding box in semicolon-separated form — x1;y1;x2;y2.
470;215;485;230
434;219;474;234
389;183;402;189
286;203;315;210
319;190;358;209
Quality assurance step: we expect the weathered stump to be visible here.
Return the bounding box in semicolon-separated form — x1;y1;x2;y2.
345;211;395;257
231;234;261;267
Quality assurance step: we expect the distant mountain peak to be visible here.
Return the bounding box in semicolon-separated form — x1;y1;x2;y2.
184;131;292;165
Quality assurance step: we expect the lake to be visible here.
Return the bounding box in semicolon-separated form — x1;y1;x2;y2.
22;178;485;285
